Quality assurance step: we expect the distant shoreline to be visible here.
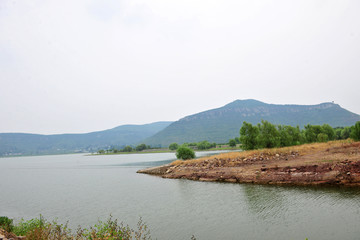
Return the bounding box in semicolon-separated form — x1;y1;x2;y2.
91;146;239;156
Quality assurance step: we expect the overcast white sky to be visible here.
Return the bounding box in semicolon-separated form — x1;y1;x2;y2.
1;0;359;134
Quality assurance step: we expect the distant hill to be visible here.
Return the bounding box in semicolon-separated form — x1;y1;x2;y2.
0;121;172;156
144;99;360;147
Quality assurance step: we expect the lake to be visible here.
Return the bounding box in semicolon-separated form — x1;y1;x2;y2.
1;152;360;240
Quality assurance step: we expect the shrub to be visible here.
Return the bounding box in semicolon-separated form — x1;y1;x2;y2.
321;124;335;140
256;120;280;149
229;139;236;147
136;144;148;152
197;141;213;150
350;121;360;141
341;127;351;139
122;146;133;152
169;143;179;151
176;146;196;160
317;133;328;142
239;121;259;150
13;215;46;236
0;216;14;233
3;215;152;240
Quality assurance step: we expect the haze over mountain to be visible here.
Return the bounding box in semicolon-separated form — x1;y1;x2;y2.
0;122;172;156
144;99;360;147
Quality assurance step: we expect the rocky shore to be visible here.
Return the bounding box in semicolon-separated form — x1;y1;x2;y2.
137;141;360;186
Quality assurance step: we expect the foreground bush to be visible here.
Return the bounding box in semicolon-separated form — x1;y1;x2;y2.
1;215;151;240
0;216;14;233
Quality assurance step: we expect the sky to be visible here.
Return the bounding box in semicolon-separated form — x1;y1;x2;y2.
1;0;359;134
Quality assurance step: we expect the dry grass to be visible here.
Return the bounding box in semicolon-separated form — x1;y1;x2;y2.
171;139;355;166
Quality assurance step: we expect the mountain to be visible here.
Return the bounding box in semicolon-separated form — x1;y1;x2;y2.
0;121;172;156
143;99;360;147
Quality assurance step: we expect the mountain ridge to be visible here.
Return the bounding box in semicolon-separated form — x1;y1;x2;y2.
0;121;172;156
143;99;360;147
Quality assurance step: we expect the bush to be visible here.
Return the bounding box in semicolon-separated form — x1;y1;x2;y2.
122;146;133;152
317;133;329;142
169;143;179;151
350;121;360;141
341;127;351;139
0;216;14;233
256;120;280;148
321;124;335;140
3;215;152;240
239;121;259;150
176;146;196;160
13;215;46;236
229;139;236;147
136;144;147;152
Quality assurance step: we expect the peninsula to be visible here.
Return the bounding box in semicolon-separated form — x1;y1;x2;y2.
138;140;360;186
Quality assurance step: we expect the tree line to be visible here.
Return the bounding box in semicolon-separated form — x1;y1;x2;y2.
239;120;360;150
97;143;151;154
168;141;217;151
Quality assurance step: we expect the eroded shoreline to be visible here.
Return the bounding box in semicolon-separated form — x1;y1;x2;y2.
137;141;360;186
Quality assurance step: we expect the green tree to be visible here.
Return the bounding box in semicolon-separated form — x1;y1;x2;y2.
256;120;280;148
168;143;179;150
239;121;259;150
197;140;212;150
317;133;329;142
122;146;133;152
97;149;105;154
304;124;322;143
341;127;351;139
278;125;293;147
176;146;196;160
136;143;147;151
229;139;236;147
350;121;360;141
321;124;335;140
334;128;343;140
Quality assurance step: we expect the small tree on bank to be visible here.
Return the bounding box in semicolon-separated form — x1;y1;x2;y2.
122;146;133;152
350;121;360;141
176;146;196;160
169;143;179;150
229;139;236;147
136;143;147;151
239;121;259;150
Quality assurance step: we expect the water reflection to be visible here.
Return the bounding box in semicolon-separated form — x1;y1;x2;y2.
242;184;360;222
242;184;288;220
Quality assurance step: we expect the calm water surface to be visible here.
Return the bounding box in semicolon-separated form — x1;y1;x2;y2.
1;152;360;240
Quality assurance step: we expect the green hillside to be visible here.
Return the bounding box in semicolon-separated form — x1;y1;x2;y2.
0;121;172;156
144;100;360;147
